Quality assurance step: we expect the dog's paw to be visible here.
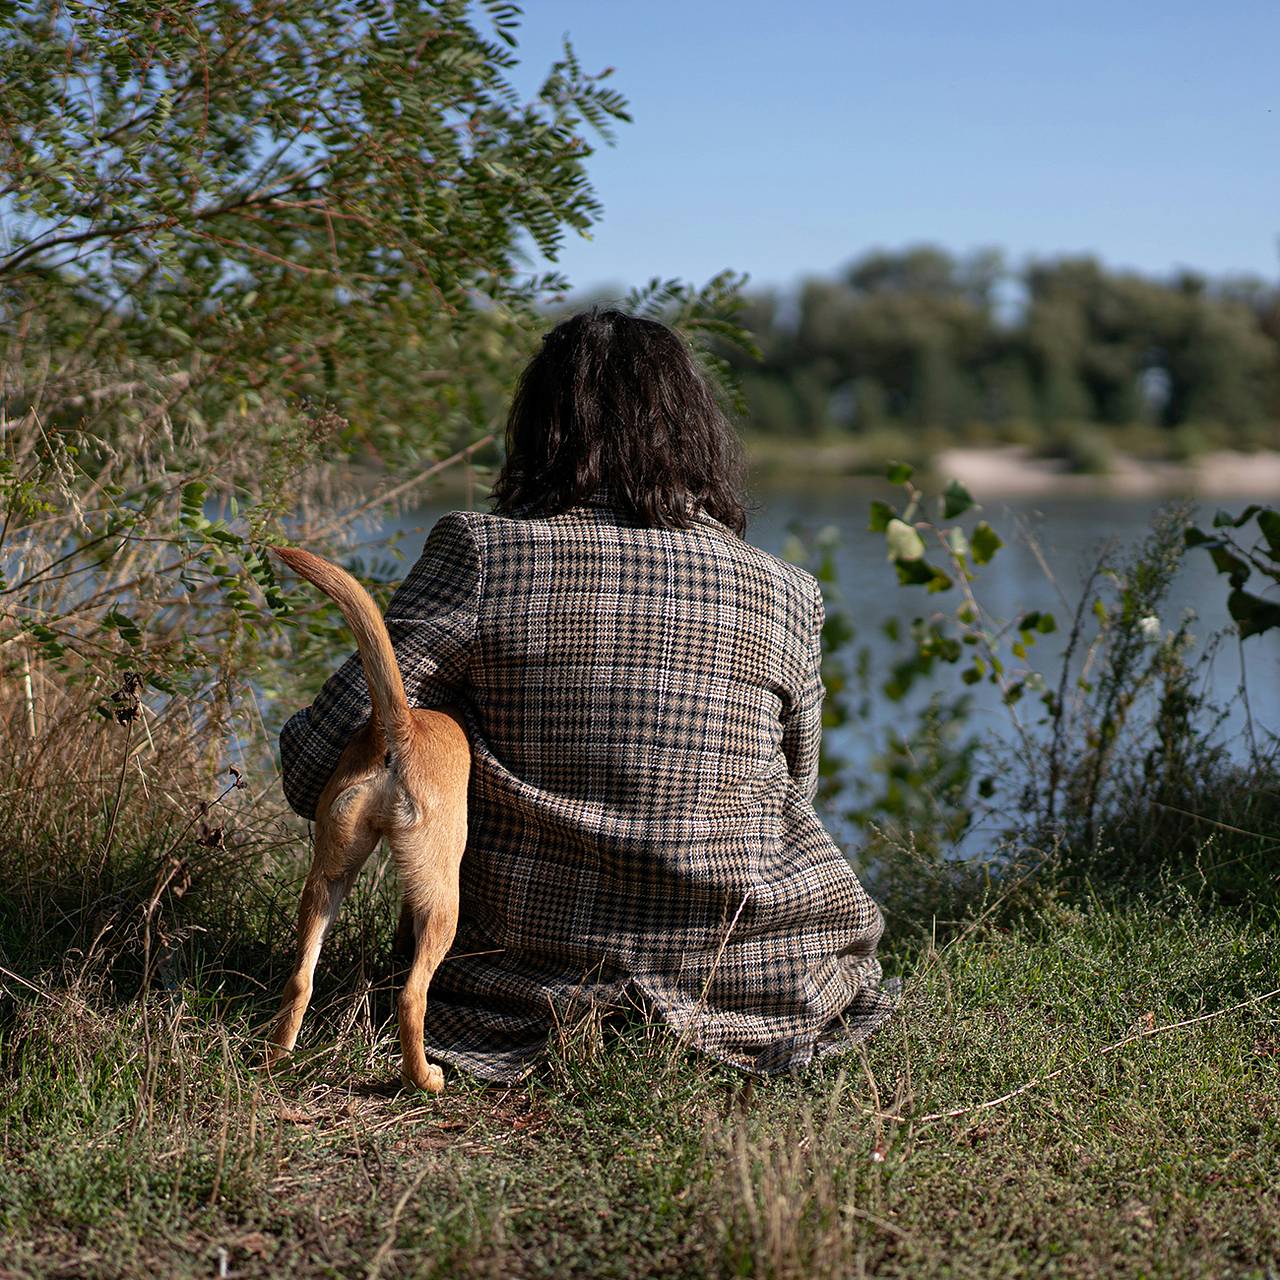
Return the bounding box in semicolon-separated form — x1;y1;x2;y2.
401;1061;445;1094
263;1041;291;1069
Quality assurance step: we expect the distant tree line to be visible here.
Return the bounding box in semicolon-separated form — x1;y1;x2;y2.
720;247;1280;449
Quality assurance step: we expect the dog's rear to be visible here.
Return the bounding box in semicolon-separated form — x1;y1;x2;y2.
268;547;470;1092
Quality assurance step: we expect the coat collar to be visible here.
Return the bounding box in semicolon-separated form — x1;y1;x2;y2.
580;484;713;523
502;485;730;533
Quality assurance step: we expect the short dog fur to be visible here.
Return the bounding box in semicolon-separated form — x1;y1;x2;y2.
267;547;470;1092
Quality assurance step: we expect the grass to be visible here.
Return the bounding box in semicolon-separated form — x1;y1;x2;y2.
4;505;1279;1277
2;828;1277;1278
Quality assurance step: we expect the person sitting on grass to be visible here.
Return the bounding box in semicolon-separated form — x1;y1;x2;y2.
279;307;897;1081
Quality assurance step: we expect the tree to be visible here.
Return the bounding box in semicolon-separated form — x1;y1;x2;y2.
790;250;1000;431
1162;289;1278;429
1;0;637;453
728;248;1280;445
0;2;747;726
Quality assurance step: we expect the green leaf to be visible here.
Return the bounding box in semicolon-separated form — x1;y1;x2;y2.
942;479;974;519
868;500;895;533
894;558;953;592
894;558;933;586
885;518;925;562
1002;680;1025;706
1212;505;1261;529
885;461;914;484
1227;589;1280;639
103;607;143;648
1257;509;1280;559
971;521;1002;564
25;621;65;660
179;482;209;531
160;323;192;349
1208;545;1251;587
822;613;854;650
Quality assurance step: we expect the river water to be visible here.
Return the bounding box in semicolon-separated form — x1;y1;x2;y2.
372;478;1280;804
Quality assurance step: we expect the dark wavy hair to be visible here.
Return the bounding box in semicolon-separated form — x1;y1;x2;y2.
489;308;747;535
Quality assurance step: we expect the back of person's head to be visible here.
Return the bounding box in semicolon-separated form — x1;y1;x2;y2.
490;307;747;535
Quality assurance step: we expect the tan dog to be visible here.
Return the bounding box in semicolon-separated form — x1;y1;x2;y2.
267;547;470;1092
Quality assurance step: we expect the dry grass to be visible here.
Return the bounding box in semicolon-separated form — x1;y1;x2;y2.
3;884;1277;1278
2;533;1279;1278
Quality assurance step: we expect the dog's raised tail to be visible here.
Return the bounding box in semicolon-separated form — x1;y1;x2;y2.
274;546;412;749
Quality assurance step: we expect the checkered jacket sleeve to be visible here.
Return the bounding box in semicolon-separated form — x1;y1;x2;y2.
781;580;825;802
278;511;481;820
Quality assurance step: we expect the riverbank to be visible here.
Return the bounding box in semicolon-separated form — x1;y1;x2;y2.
391;436;1280;510
4;702;1279;1279
743;435;1280;499
4;440;1278;1277
933;445;1280;499
3;831;1276;1278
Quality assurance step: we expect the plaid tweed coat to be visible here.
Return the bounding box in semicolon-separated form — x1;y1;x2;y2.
280;493;896;1080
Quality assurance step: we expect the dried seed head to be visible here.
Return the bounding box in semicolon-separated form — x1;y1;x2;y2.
196;823;225;850
110;672;143;724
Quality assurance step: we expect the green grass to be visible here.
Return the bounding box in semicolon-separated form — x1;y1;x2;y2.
2;852;1277;1279
3;673;1278;1277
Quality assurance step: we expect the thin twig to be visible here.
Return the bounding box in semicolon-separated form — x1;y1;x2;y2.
672;888;753;1058
308;433;497;540
365;1164;434;1280
1238;632;1259;760
914;985;1280;1126
1045;560;1103;825
100;715;136;873
1149;800;1278;847
0;961;57;1001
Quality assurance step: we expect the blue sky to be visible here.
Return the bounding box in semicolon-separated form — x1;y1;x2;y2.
506;1;1279;295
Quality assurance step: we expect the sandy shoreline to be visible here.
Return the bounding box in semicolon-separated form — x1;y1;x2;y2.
931;446;1280;499
425;441;1280;503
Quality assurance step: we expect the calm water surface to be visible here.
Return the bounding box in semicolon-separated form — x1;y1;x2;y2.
375;479;1280;789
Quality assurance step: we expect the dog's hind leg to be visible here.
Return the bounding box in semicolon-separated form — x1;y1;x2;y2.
394;880;460;1093
389;817;466;1093
267;784;379;1064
